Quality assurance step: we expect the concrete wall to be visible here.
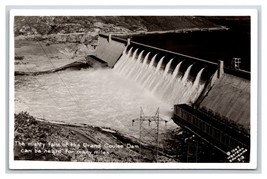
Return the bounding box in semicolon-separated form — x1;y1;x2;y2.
85;55;108;69
199;73;250;133
95;34;126;67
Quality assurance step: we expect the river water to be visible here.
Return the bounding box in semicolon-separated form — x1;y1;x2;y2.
133;19;251;71
15;69;177;138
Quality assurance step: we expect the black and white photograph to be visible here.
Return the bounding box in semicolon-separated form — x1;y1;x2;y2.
9;9;258;169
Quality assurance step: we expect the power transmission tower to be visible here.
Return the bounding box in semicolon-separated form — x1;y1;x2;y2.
132;107;167;162
185;135;199;162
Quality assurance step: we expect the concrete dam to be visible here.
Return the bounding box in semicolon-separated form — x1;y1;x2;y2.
95;34;219;105
93;34;250;158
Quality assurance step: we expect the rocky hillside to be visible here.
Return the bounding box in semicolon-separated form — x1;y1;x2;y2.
14;16;220;36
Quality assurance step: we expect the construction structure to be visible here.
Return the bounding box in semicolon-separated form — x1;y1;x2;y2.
132;108;167;162
231;57;242;70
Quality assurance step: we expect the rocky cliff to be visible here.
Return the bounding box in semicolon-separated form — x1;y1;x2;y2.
14;16;221;36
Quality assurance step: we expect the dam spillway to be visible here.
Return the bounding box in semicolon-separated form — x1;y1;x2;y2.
95;34;219;106
115;47;211;105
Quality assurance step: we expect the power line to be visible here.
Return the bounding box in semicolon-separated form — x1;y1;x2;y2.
24;19;89;120
44;38;79;59
15;56;73;121
132;107;168;162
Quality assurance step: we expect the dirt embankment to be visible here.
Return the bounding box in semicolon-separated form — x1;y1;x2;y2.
14;33;98;75
14;112;179;162
15;59;91;76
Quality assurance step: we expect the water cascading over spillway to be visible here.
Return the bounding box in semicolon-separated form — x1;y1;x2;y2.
114;46;207;105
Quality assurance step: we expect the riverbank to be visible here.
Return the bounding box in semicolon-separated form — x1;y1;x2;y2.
14;38;97;74
15;59;91;76
14;112;178;162
110;26;229;37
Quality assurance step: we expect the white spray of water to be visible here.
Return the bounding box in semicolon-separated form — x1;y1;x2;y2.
114;47;207;105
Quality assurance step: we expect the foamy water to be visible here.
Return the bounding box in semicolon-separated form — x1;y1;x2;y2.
114;47;206;105
15;69;177;137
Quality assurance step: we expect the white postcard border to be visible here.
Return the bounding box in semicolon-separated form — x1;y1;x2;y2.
9;8;258;169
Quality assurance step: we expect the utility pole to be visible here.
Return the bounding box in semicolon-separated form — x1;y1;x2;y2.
132;107;167;162
232;57;241;70
185;134;199;162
